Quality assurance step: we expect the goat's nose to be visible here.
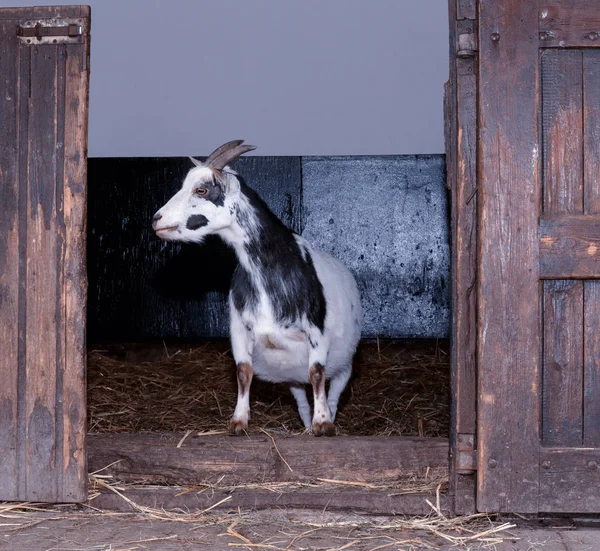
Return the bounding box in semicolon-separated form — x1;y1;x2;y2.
152;212;162;230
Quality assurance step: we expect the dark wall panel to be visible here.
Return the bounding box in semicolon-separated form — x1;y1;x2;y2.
303;156;450;338
87;156;302;342
87;155;449;343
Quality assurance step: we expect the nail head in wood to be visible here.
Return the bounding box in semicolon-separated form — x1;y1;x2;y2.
541;460;551;469
490;32;500;42
488;458;498;469
588;461;598;471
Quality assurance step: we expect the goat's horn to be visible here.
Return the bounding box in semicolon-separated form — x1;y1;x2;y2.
189;156;203;167
209;143;257;170
205;140;245;166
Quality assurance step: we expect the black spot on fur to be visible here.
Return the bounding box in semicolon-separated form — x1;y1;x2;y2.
186;214;209;230
203;178;225;207
232;178;326;331
231;264;259;312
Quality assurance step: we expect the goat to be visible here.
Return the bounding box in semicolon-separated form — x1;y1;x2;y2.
152;140;363;436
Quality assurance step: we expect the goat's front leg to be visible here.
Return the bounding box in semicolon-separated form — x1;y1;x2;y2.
230;362;253;435
229;309;254;435
307;332;335;436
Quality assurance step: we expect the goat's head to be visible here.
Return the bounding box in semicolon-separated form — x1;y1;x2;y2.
152;140;256;243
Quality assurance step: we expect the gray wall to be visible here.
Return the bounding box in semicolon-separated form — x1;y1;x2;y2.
7;0;449;157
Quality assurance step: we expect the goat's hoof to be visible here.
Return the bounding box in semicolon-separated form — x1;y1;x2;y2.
312;421;336;437
229;419;248;436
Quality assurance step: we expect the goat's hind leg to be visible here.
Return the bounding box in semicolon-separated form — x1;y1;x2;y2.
290;384;312;429
307;334;335;436
327;367;351;422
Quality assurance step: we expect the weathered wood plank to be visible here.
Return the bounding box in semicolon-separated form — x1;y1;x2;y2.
87;434;449;486
584;283;600;446
540;49;585;451
542;50;583;216
0;6;90;503
584;51;600;215
448;1;478;513
0;19;21;501
61;38;90;502
583;50;600;448
542;280;584;446
16;27;31;500
25;43;60;502
477;0;540;513
540;1;600;48
539;215;600;278
0;5;87;20
91;486;452;516
453;66;477;439
539;448;600;512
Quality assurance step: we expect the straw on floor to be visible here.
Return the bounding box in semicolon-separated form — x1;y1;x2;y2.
87;340;449;437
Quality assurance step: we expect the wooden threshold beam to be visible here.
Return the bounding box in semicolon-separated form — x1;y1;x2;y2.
88;433;449;486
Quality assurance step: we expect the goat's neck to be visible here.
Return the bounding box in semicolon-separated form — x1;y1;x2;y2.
217;191;285;274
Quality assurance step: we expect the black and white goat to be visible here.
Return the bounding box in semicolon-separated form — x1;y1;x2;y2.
152;140;362;436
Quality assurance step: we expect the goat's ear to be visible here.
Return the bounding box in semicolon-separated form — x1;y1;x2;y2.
189;156;203;167
225;173;241;195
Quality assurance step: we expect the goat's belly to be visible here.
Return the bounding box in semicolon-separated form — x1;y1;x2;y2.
251;334;310;384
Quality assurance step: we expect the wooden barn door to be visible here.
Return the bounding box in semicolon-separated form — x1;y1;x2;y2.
0;6;90;502
478;0;600;513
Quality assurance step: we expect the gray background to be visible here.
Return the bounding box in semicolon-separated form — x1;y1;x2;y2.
6;0;449;157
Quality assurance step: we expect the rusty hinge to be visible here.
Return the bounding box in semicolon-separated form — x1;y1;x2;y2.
17;18;84;45
456;433;477;475
456;20;478;59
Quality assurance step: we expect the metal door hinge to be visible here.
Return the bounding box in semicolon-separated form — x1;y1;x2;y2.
17;18;85;45
456;433;477;474
457;20;478;59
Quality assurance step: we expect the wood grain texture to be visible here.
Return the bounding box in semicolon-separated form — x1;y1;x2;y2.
584;51;600;215
584;283;600;446
447;0;478;515
0;5;89;503
477;0;540;513
87;434;449;486
539;215;600;278
540;0;600;48
61;40;90;502
0;19;21;501
91;486;453;516
542;280;584;446
583;50;600;447
539;448;600;512
542;50;583;216
540;49;586;451
0;5;87;20
25;42;60;503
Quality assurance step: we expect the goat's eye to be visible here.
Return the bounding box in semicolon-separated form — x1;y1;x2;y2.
195;188;207;196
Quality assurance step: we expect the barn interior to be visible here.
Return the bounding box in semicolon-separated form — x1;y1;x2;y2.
83;154;453;512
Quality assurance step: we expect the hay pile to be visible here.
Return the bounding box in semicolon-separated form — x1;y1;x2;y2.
87;340;449;436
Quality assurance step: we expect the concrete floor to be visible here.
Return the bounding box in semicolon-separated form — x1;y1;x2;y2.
2;509;600;551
